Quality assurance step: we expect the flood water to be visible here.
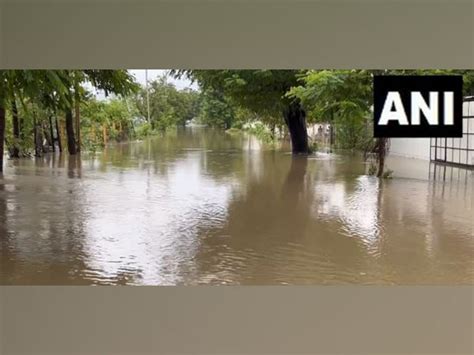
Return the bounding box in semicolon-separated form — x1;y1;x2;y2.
1;127;473;285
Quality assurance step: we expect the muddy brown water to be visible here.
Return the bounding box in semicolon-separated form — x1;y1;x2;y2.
0;127;472;285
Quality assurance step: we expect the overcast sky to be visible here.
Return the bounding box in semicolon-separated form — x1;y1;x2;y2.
129;69;198;90
91;69;198;100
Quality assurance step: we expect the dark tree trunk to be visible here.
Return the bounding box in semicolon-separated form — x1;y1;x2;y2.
377;153;385;178
74;89;81;152
283;101;309;154
376;137;388;178
65;109;77;155
55;116;63;153
0;107;5;173
49;115;55;153
11;100;20;158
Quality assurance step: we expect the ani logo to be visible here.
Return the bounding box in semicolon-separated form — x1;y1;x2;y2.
373;75;463;138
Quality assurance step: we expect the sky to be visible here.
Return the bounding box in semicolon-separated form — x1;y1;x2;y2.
91;69;198;100
129;69;198;90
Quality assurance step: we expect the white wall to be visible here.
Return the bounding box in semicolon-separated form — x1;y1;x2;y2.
389;138;431;160
389;98;474;161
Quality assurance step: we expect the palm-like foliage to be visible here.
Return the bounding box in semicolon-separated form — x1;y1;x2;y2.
0;70;140;172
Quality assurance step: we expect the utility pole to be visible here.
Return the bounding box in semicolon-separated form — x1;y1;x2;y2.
145;69;150;123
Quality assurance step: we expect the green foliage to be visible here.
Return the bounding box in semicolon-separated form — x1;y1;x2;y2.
244;122;275;144
367;163;377;176
80;96;138;148
288;70;372;150
134;122;152;139
0;69;141;163
288;70;372;122
172;70;303;117
310;140;319;151
2;69;474;165
288;69;474;152
198;87;235;129
333;115;371;150
135;75;200;131
82;70;139;98
382;169;394;179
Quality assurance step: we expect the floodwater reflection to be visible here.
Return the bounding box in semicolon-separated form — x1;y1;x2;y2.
0;127;472;285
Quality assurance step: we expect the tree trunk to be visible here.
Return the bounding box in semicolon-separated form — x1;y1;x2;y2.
377;153;385;178
34;117;43;158
0;107;5;173
65;109;77;155
11;99;20;158
283;101;309;154
376;137;387;178
74;81;81;153
55;116;63;153
49;115;55;153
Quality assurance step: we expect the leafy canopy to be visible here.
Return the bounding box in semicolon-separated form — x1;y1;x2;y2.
171;70;304;116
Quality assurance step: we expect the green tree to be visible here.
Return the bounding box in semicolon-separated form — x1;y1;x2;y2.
171;70;310;154
198;87;236;129
289;69;474;177
81;97;138;148
288;70;373;149
167;88;201;126
64;70;138;154
135;75;201;131
0;70;72;172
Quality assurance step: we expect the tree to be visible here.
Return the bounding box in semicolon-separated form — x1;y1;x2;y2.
288;70;373;148
135;75;201;131
167;88;201;126
80;96;138;147
0;70;138;172
0;106;5;172
0;70;72;172
171;70;310;154
63;70;138;154
10;97;21;158
198;87;236;129
288;69;474;177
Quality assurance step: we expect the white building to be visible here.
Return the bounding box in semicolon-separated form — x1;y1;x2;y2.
389;97;474;167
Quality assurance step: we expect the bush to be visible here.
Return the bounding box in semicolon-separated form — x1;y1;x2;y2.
134;122;152;139
382;169;394;179
245;122;275;144
367;162;377;176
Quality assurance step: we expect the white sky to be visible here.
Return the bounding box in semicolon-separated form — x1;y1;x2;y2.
91;69;198;100
129;69;198;90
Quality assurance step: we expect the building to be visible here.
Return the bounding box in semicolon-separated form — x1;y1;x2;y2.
389;96;474;168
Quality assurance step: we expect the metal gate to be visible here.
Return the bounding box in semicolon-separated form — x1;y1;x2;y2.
430;96;474;169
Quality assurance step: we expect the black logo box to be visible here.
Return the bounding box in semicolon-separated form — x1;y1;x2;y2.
373;75;463;138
